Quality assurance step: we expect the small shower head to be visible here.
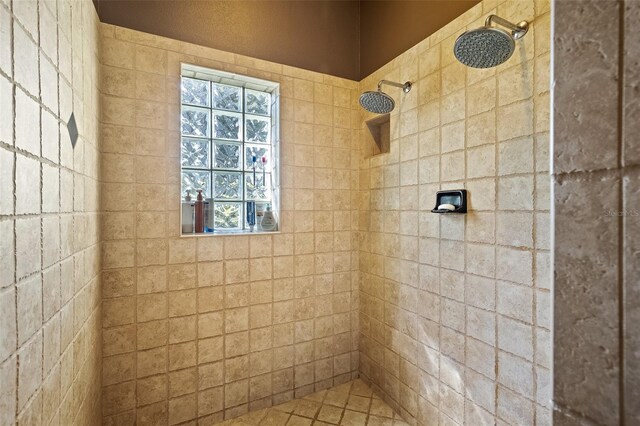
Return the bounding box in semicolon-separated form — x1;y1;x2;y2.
359;80;412;114
454;15;529;68
359;90;395;114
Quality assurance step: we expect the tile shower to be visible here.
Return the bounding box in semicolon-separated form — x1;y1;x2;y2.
0;0;552;425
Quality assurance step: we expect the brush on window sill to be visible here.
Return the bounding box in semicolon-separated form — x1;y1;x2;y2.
261;155;267;186
252;154;257;190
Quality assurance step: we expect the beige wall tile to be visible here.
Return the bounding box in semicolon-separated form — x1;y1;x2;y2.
553;1;618;174
498;137;534;176
138;347;168;377
496;212;533;248
102;65;136;98
0;287;16;363
102;95;136;126
198;286;224;313
199;386;223;416
496;247;533;286
17;333;42;411
102;240;135;269
15;153;40;215
137;375;167;406
103;353;136;386
138;319;168;350
624;173;640;423
497;386;533;425
102;36;135;69
553;174;621;422
0;148;13;215
497;176;534;211
13;25;39;97
200;337;224;363
0;8;11;79
497;281;533;323
16;275;42;346
103;325;136;357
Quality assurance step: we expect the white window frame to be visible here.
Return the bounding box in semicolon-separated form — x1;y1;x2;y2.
179;64;280;235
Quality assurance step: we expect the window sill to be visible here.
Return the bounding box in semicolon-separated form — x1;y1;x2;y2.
180;230;281;238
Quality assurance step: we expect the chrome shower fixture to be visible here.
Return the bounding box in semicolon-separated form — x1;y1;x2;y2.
454;14;529;68
359;80;412;114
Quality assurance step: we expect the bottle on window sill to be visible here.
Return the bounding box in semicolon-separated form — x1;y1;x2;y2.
260;203;277;231
181;202;194;234
246;201;256;232
205;199;214;232
256;204;265;229
194;190;205;233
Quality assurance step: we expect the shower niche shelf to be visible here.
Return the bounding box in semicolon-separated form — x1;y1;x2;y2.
431;190;467;213
365;114;390;156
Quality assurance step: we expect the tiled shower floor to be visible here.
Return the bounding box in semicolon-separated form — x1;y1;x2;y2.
216;380;409;425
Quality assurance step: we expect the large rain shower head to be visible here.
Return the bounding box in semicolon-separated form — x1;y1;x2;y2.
359;80;412;114
454;15;529;68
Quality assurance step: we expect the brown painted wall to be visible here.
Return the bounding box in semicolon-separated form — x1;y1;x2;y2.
93;0;479;80
359;0;480;77
94;0;361;80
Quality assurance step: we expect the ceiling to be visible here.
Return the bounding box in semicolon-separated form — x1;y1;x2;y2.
93;0;479;81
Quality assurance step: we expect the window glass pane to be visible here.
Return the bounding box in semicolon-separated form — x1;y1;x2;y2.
213;112;242;141
181;106;210;137
181;138;210;169
180;73;276;234
213;172;242;201
244;144;270;172
245;89;270;115
213;141;242;170
212;83;241;112
245;115;270;143
245;173;271;201
214;202;242;229
181;77;210;107
182;170;210;199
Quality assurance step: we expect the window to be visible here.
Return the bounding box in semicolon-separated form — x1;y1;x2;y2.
180;65;279;234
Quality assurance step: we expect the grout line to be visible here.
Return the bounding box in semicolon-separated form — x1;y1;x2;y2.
492;51;500;421
530;11;540;420
617;0;626;423
8;0;19;420
553;163;640;182
35;0;47;407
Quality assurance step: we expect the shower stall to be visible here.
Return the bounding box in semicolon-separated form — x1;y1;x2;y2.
2;0;636;423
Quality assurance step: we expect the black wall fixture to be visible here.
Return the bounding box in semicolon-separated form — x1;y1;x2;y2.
431;189;467;213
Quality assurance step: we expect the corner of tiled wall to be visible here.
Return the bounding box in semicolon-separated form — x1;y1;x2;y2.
0;0;102;424
357;0;552;424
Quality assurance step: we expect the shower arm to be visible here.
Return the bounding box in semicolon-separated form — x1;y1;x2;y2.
485;14;529;39
377;80;412;93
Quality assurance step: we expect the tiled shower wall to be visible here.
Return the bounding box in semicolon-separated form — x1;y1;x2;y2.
357;0;551;424
553;1;639;424
0;0;101;424
99;25;361;424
